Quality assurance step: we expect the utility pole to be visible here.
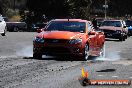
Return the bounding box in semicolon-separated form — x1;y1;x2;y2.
13;0;16;10
105;0;107;19
103;0;108;19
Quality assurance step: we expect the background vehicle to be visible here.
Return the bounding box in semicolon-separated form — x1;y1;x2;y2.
96;18;104;27
0;16;6;36
99;20;128;41
6;22;27;32
30;23;47;32
2;17;27;32
125;20;132;36
33;19;105;60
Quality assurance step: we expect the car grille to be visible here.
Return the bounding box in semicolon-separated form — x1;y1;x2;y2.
42;46;70;54
103;30;116;34
45;39;68;44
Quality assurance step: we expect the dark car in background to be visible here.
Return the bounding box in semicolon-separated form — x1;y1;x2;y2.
2;17;27;32
99;20;128;41
6;22;27;32
30;23;47;32
96;18;104;26
125;20;132;36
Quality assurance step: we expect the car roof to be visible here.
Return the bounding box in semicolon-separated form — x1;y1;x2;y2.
104;20;122;21
51;19;88;22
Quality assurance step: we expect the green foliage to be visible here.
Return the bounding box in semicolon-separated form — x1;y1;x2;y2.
0;0;11;15
68;0;92;19
27;0;92;21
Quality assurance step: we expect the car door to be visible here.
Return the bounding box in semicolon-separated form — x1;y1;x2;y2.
0;17;2;33
0;17;5;33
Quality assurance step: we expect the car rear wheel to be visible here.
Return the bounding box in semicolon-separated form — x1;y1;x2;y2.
100;44;105;58
125;35;127;39
119;35;125;41
83;44;89;61
33;53;42;59
1;29;6;36
13;27;19;32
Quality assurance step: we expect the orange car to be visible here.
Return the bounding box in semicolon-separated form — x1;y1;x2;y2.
33;19;105;60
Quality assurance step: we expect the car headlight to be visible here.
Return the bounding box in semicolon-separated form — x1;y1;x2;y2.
116;30;121;33
34;37;44;43
69;39;82;44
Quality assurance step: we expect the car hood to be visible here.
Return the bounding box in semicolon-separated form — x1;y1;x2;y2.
36;31;83;39
99;26;122;31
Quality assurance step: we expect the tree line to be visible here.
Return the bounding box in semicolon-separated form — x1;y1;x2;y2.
1;0;132;22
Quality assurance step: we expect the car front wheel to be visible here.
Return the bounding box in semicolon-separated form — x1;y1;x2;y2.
1;29;6;36
100;44;105;58
119;35;125;41
33;53;42;59
83;44;89;61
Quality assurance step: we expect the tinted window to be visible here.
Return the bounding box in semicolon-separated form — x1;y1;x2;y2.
46;21;86;32
125;20;132;26
35;23;46;28
87;22;91;33
102;21;121;27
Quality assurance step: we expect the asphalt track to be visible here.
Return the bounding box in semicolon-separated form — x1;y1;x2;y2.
0;32;132;88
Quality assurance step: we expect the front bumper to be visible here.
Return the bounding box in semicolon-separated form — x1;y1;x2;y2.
102;30;122;39
33;42;84;56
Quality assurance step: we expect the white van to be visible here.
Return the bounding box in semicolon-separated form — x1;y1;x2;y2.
0;16;6;36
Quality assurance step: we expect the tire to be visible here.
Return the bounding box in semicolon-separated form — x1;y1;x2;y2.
125;35;127;39
100;44;105;58
119;35;125;41
83;44;89;61
1;29;6;36
33;53;42;59
13;27;19;32
122;36;125;41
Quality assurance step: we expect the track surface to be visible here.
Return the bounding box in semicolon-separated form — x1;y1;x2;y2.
0;32;132;88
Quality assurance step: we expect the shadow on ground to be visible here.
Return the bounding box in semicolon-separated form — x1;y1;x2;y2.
105;38;121;42
96;69;116;72
23;56;98;61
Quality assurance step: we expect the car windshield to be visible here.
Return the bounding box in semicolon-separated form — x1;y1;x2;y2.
0;17;3;21
46;21;86;33
125;20;132;26
101;21;122;27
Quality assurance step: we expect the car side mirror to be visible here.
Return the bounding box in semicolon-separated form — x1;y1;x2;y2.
88;31;96;35
37;29;43;33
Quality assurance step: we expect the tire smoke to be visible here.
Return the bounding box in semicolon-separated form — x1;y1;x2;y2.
16;46;33;57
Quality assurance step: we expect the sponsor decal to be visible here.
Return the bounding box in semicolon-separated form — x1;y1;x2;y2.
79;67;131;86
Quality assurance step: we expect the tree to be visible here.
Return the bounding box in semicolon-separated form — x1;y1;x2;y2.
68;0;92;19
26;0;92;21
0;0;11;15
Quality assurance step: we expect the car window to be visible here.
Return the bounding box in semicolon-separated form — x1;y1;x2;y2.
46;21;86;33
87;22;91;33
101;21;121;27
125;20;132;26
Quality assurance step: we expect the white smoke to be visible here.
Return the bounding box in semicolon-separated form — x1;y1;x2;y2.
16;46;33;57
96;44;120;61
96;52;120;61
